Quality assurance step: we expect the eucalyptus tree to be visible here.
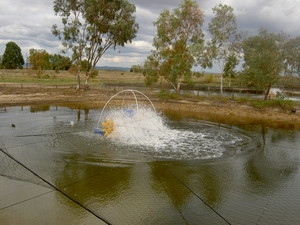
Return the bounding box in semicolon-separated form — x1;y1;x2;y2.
283;36;300;76
203;4;240;93
241;29;285;100
52;0;138;89
49;54;72;71
223;53;238;87
144;0;205;92
2;41;24;69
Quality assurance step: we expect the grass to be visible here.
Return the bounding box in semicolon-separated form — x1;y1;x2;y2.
250;99;296;110
157;90;180;100
1;69;298;112
233;96;296;111
0;77;77;85
0;69;143;86
157;89;296;111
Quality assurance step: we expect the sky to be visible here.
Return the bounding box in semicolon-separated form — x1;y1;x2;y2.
0;0;300;72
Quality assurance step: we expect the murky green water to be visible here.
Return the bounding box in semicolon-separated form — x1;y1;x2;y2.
0;105;300;225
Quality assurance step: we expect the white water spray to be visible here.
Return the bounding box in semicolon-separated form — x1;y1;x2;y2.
95;90;251;160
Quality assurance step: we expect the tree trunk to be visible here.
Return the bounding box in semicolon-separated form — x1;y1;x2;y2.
220;73;223;94
85;73;90;85
176;82;181;94
76;65;81;90
76;72;81;90
264;84;272;100
84;69;93;90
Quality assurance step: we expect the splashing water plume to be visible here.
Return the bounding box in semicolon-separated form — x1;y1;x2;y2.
95;90;251;160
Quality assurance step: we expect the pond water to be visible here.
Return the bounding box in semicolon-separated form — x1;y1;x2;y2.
0;105;300;225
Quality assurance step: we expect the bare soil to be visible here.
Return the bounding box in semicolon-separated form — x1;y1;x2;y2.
1;85;300;129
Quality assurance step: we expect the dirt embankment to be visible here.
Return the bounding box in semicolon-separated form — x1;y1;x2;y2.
1;86;300;128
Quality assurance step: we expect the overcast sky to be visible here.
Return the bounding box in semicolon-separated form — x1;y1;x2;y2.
1;0;300;71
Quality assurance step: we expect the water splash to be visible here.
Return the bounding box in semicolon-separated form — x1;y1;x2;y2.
98;106;250;160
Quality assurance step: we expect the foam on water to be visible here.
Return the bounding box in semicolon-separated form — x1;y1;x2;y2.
98;106;251;160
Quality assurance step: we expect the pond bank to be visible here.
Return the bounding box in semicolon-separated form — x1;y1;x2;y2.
1;86;300;128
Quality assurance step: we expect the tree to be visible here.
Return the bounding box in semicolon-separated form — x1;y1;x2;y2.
144;0;204;92
223;54;238;87
52;0;138;89
202;4;240;93
143;54;160;87
29;49;52;76
130;64;143;73
282;36;300;76
2;41;24;69
0;55;3;69
241;29;285;100
49;54;72;72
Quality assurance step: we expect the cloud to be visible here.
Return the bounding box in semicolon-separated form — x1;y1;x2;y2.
1;0;300;70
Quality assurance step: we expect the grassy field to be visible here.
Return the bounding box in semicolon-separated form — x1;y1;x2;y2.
0;69;299;111
0;69;238;87
1;68;299;89
0;69;144;86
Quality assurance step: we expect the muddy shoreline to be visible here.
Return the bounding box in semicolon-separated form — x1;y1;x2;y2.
1;86;300;129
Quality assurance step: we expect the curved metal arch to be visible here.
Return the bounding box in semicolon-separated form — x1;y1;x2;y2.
96;89;156;129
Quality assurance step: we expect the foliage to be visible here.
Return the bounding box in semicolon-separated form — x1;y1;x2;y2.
240;29;285;100
49;54;72;72
52;0;138;89
0;55;3;69
279;76;300;89
282;36;300;76
144;0;204;92
200;4;240;93
250;99;295;110
157;90;180;99
130;64;143;73
224;53;238;86
80;59;92;72
90;69;99;78
143;54;160;86
67;60;98;77
2;41;24;69
29;49;52;76
224;54;238;79
202;74;216;84
193;71;204;78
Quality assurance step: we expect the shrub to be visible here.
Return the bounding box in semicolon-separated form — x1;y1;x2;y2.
157;90;180;99
202;74;216;84
193;71;204;78
90;70;99;78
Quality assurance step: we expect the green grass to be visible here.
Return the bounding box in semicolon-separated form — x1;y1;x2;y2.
0;77;76;85
234;97;252;103
157;90;180;100
250;99;296;110
156;89;296;111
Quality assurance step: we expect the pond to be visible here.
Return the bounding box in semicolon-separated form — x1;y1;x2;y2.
0;104;300;225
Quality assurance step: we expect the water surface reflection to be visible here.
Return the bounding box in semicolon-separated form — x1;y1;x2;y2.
0;105;300;224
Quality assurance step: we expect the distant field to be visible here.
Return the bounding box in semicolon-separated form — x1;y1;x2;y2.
0;69;222;89
0;69;144;87
1;69;299;90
